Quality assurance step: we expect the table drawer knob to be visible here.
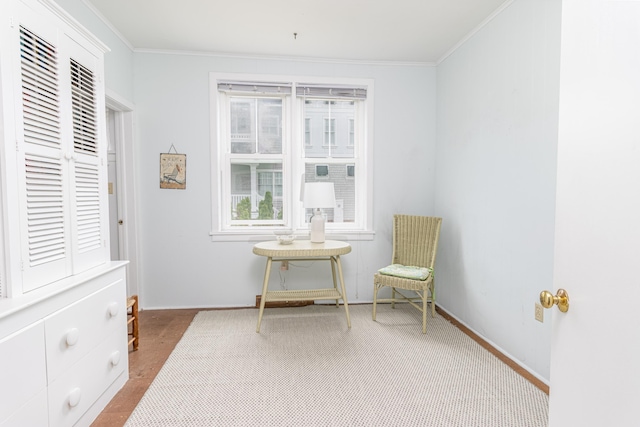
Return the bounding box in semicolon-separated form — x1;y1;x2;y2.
108;302;119;317
65;328;80;346
110;350;121;366
68;387;82;408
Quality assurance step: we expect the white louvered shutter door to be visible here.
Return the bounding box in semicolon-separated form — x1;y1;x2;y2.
65;37;109;273
17;24;72;291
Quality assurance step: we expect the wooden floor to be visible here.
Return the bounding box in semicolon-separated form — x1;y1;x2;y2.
91;309;200;427
91;305;549;427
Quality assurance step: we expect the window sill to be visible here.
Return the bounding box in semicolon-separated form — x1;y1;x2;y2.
209;230;375;242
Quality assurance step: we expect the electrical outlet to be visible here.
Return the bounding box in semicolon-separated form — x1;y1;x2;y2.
535;303;544;323
280;261;288;271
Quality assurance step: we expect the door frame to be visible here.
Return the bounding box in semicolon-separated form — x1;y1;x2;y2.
105;89;140;298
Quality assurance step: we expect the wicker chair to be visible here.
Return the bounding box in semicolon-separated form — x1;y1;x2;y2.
373;215;442;333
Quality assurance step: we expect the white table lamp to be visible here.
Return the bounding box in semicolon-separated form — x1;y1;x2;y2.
303;182;336;243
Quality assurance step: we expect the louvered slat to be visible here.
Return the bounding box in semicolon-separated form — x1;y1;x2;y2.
70;59;98;155
25;154;65;267
20;27;66;267
20;67;58;97
74;163;101;252
20;26;60;151
17;23;109;290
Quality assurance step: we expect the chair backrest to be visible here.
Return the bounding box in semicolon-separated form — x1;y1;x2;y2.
391;215;442;269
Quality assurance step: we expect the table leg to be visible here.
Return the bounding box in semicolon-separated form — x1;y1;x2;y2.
336;255;351;328
330;256;339;307
256;257;273;333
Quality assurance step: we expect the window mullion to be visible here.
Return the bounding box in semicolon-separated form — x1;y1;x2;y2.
221;152;231;229
282;94;293;229
218;93;231;229
293;95;309;232
355;99;367;228
253;100;259;154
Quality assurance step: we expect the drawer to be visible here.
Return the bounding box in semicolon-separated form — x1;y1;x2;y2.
48;327;127;427
44;278;126;383
0;389;48;427
0;322;47;423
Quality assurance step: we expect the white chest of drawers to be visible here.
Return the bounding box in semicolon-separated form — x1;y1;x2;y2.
0;323;48;427
0;261;129;427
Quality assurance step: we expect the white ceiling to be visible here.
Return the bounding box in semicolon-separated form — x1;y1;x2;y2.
85;0;509;63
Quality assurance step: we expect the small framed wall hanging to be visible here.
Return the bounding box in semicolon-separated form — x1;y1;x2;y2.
160;144;186;189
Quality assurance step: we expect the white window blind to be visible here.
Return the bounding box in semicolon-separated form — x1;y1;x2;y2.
218;81;292;95
296;84;367;100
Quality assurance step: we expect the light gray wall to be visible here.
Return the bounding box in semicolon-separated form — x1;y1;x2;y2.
435;0;561;382
132;54;437;308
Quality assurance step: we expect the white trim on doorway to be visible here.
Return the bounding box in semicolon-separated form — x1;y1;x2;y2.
106;89;141;300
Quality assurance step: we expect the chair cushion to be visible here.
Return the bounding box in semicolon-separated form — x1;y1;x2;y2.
378;264;432;281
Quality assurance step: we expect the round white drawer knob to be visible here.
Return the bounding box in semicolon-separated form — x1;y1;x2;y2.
108;302;119;317
110;350;121;366
65;328;80;346
68;387;82;408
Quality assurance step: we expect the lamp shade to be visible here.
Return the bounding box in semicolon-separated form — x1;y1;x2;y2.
303;182;336;208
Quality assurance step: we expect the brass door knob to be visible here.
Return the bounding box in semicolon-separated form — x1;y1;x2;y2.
540;289;570;313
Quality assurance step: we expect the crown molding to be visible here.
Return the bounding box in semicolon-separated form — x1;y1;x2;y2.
437;0;514;65
80;0;134;51
133;48;436;67
39;0;110;52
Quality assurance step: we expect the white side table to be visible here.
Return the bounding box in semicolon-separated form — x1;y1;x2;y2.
253;240;352;332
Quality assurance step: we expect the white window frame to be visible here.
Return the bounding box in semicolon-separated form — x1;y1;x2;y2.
209;73;374;241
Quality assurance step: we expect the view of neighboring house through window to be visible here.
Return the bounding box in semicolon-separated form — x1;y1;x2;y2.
302;96;359;225
323;117;336;146
348;119;355;147
210;75;373;238
304;118;312;146
346;164;355;178
228;94;284;222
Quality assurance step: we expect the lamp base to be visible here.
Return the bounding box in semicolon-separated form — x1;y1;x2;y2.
310;209;325;243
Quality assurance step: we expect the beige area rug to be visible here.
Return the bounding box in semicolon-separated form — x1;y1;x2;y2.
124;304;548;427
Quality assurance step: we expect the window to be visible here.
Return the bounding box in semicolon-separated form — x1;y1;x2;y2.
210;74;373;240
315;164;329;177
348;119;355;147
323;117;336;146
230;100;251;135
346;164;355;178
304;118;312;146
